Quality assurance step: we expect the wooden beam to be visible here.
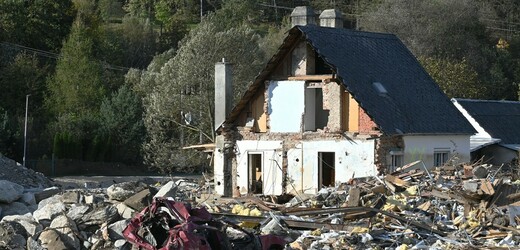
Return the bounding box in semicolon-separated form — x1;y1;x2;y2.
272;74;335;81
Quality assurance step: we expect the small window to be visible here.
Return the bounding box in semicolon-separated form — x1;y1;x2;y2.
389;150;403;172
373;82;387;95
434;150;450;166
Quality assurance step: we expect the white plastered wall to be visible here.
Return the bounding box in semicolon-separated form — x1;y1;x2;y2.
268;80;305;132
287;139;376;194
402;135;471;169
213;149;225;195
235;140;284;195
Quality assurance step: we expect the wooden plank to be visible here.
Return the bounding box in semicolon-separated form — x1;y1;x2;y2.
283;219;357;231
235;196;273;211
480;180;495;196
286;74;335;81
384;174;409;187
376;209;447;236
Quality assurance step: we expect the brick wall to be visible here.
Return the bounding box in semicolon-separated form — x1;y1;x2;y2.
358;108;379;135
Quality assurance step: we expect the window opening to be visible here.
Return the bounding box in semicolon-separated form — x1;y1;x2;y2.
434;149;450;167
389;150;403;172
304;87;329;131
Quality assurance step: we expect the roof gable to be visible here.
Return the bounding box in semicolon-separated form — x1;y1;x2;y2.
297;25;475;135
454;99;520;144
225;25;476;135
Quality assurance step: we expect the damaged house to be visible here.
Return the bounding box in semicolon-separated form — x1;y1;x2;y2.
213;7;475;197
452;98;520;165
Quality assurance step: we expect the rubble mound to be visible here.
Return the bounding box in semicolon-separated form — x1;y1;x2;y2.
0;154;53;188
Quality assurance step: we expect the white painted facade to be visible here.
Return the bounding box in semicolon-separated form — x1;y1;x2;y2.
402;135;471;169
286;139;376;194
213;148;225;195
235;140;284;195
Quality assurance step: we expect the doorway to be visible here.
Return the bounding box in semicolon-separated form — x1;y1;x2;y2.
248;153;262;194
318;152;335;187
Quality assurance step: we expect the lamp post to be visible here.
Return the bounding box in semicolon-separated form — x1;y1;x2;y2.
23;94;30;168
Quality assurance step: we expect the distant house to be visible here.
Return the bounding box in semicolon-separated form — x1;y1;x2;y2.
453;98;520;165
212;7;475;196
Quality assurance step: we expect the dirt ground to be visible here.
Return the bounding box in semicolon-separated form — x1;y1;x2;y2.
52;174;203;189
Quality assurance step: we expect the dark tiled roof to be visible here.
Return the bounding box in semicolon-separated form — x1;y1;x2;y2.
225;25;475;135
297;25;475;135
455;99;520;144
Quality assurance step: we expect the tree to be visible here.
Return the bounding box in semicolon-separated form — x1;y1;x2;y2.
0;53;47;117
46;23;105;116
420;57;484;99
45;2;108;160
0;0;75;52
0;108;20;160
360;0;487;61
117;16;156;68
139;11;267;172
0;53;48;161
99;85;145;163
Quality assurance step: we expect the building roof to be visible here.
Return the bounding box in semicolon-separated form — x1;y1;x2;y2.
454;99;520;144
225;25;476;135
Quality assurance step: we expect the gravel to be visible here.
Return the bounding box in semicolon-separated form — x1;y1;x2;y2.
0;154;53;189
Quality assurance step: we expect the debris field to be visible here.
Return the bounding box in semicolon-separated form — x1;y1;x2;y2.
1;153;520;249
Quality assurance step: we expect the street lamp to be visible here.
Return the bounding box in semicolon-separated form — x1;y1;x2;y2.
23;94;30;168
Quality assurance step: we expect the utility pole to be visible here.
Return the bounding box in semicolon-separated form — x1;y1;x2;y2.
23;94;30;168
200;0;203;21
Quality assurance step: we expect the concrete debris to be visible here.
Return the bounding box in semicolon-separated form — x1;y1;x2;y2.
3;152;520;249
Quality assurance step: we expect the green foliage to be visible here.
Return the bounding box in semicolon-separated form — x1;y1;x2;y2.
46;21;105;116
99;85;144;163
117;16;156;68
0;108;20;159
138;10;267;172
53;131;82;159
481;46;520;100
0;53;47;116
420;57;484;99
360;0;487;61
0;0;75;52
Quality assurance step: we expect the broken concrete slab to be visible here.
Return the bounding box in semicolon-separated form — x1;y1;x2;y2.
153;180;178;198
107;181;149;201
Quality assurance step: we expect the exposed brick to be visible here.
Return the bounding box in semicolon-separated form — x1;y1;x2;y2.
375;135;404;174
358;108;379;135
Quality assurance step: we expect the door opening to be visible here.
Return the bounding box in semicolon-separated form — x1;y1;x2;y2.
248;153;262;194
318;152;335;187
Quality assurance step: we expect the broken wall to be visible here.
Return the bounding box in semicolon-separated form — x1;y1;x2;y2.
375;135;405;173
286;139;376;194
235;140;284;195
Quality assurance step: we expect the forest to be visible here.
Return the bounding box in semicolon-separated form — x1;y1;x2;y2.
1;0;520;173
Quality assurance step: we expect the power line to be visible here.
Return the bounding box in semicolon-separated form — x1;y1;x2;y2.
0;42;130;72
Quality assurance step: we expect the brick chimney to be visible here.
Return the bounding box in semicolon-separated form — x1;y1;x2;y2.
291;6;316;27
319;9;343;28
214;58;233;130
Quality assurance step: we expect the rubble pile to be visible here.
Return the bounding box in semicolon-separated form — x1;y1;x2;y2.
198;161;520;249
0;154;53;188
1;158;520;249
0;178;196;249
